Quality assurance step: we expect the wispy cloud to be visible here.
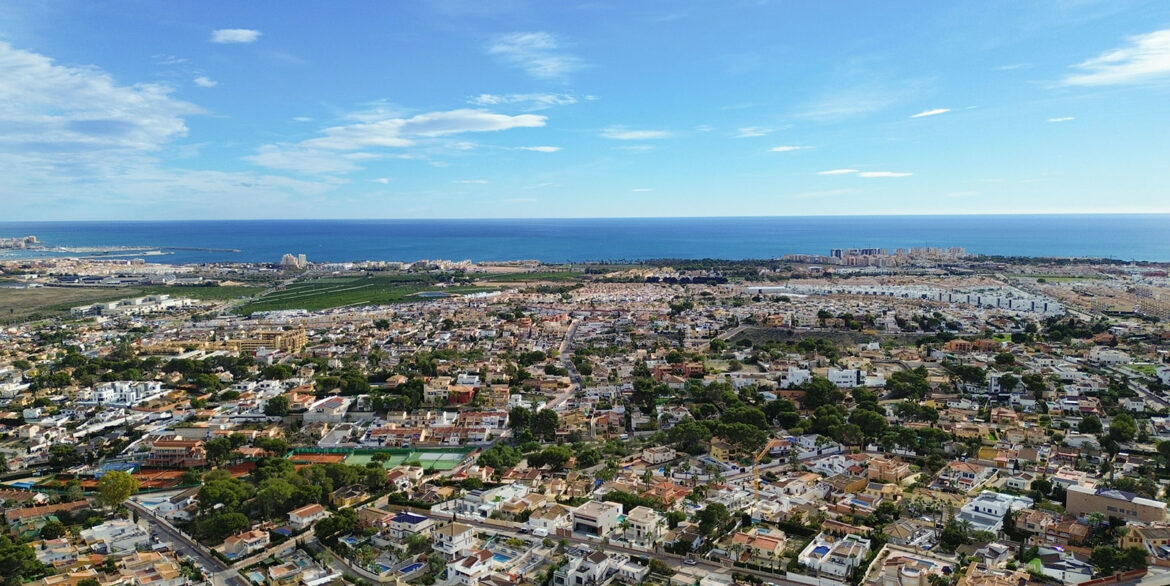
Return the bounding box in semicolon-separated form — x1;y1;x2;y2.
735;126;773;138
488;32;582;79
249;109;546;175
1047;117;1075;123
372;178;392;184
818;169;858;175
859;171;912;178
468;93;577;109
293;116;314;122
799;79;932;122
516;146;561;152
210;28;262;44
454;179;487;184
611;145;655;152
793;188;859;199
910;108;950;118
193;76;217;88
601;127;671;140
769;146;806;153
1062;28;1170;86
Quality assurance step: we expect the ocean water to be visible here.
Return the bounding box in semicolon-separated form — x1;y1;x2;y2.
0;215;1168;264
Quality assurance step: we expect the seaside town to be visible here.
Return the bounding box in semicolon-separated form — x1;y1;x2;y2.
2;249;1170;586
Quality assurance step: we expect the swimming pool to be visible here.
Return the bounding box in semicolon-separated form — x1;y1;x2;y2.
812;546;830;556
492;553;513;563
400;563;424;574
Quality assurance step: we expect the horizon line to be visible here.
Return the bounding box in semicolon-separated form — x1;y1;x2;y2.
5;211;1170;223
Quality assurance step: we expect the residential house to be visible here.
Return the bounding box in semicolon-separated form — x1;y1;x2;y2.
288;503;329;531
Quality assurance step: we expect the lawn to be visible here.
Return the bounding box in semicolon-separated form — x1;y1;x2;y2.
236;275;497;315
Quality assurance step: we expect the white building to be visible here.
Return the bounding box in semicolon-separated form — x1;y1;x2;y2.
85;381;166;407
827;368;861;388
956;491;1033;533
798;533;871;578
79;519;150;554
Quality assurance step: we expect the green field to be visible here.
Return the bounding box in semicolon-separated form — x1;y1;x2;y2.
0;284;263;323
237;276;497;315
476;271;586;282
1031;275;1106;282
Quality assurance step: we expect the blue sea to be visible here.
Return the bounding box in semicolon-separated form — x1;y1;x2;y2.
1;215;1168;264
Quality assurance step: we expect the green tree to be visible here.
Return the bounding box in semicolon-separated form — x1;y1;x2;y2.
531;409;559;441
1080;415;1103;435
97;470;138;508
263;394;291;416
1109;414;1137;443
802;377;845;409
39;520;66;540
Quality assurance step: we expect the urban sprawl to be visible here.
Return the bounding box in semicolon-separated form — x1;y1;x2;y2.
2;248;1170;586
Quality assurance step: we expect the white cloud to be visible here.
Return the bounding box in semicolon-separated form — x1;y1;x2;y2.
293;116;314;122
799;79;931;121
454;179;487;184
632;188;653;192
372;177;392;184
516;146;561;152
468;93;577;109
859;171;912;178
245;145;362;174
735;126;773;138
769;146;805;152
818;169;858;175
0;42;200;154
488;32;582;79
602;127;671;140
251;108;545;175
193;76;217;88
298;109;545;151
211;29;261;44
910;108;950;118
1047;117;1075;123
1063;29;1170;86
793;188;859;199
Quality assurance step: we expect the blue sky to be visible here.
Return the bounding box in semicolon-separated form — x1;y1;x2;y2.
2;1;1169;220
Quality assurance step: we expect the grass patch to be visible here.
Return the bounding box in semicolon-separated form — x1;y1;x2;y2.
476;271;586;282
237;275;496;315
1131;364;1158;376
1031;274;1105;282
0;284;265;324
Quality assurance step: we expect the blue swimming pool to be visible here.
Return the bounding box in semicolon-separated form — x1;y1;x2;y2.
812;546;830;556
493;553;512;563
400;563;424;574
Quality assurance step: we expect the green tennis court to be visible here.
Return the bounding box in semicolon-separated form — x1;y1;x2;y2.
291;447;473;471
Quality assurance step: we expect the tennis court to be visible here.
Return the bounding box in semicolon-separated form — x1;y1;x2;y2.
291;447;472;471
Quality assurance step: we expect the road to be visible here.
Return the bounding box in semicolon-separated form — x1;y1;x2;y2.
126;499;245;586
548;319;582;410
1104;365;1170;409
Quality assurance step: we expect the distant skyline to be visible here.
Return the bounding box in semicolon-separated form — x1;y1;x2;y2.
2;1;1169;220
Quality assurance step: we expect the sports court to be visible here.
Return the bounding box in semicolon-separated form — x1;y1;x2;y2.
289;447;472;472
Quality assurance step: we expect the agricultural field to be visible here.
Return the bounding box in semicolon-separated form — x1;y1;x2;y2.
475;270;586;282
236;275;497;315
0;284;265;324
